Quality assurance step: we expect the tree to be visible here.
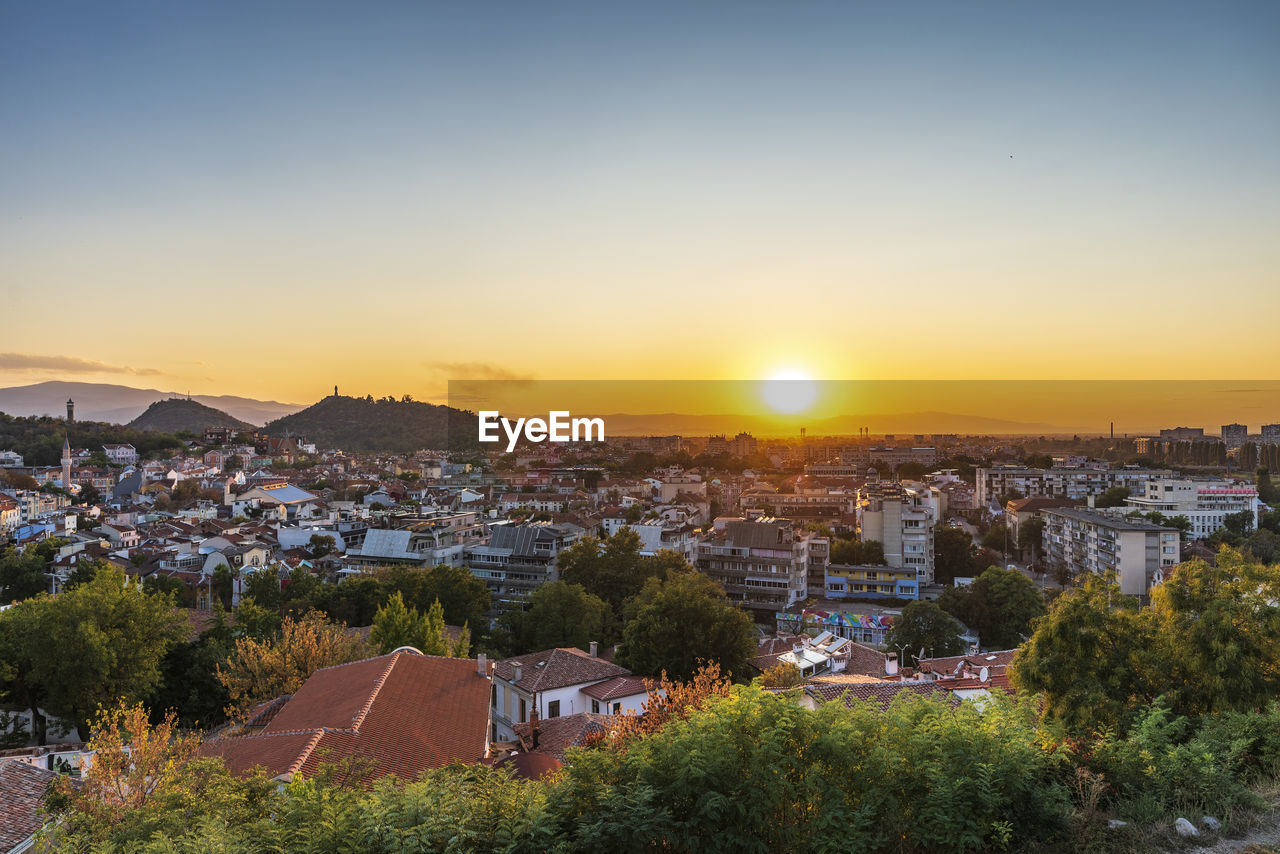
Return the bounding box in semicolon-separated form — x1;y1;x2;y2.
216;610;368;720
511;581;610;654
1019;516;1047;564
75;482;101;505
1023;454;1054;470
960;565;1046;650
368;593;468;656
148;609;234;728
1010;574;1157;733
758;661;804;688
885;601;965;666
308;534;336;559
63;558;109;591
616;572;754;680
1259;468;1277;504
0;546;49;603
0;567;188;743
316;576;384;627
933;527;977;584
1149;551;1280;717
556;530;679;611
1222;509;1255;538
1094;487;1131;508
982;523;1009;554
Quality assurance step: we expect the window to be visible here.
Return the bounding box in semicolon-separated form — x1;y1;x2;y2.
612;703;621;715
518;697;526;723
548;700;561;718
591;699;600;714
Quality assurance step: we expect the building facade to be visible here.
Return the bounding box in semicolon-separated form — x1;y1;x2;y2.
1041;507;1180;596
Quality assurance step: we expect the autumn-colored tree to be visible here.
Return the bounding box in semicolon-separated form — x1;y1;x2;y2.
605;662;733;747
48;703;199;825
217;610;368;720
758;661;804;688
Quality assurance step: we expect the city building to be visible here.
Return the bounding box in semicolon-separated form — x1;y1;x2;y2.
1222;423;1248;450
464;522;584;609
1160;427;1205;440
857;482;935;584
1041;507;1180;595
974;465;1172;507
824;564;919;600
0;450;23;468
1120;479;1261;539
1263;424;1280;444
696;518;824;611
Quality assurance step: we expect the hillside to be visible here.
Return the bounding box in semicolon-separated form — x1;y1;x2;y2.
128;398;254;433
262;394;478;453
0;381;304;425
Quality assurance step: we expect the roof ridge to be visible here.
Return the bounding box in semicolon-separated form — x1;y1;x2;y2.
287;730;328;777
349;652;401;731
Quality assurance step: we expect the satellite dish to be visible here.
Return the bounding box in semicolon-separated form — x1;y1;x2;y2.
979;666;990;683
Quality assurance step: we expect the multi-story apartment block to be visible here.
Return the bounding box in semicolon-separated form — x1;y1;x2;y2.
824;564;919;600
1160;427;1204;440
974;465;1172;507
343;511;486;569
740;489;856;520
1042;507;1180;596
464;521;585;609
1263;424;1280;444
1221;424;1248;450
1121;479;1261;539
696;518;823;611
598;520;696;562
857;482;935;584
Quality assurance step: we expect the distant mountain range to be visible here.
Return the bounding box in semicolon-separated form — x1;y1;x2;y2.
262;394;479;453
128;398;254;433
0;382;304;426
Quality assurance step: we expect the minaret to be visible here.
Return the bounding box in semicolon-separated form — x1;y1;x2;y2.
66;398;75;423
62;436;72;490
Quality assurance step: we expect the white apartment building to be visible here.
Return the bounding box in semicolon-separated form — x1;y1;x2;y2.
1042;507;1180;596
857;482;935;584
975;465;1172;507
0;450;24;468
1121;479;1261;539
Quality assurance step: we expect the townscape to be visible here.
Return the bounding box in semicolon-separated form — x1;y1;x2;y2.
2;394;1279;851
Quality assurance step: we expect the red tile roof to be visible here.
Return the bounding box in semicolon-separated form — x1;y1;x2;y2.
495;648;629;693
0;760;58;850
580;675;649;701
200;650;490;784
512;713;611;762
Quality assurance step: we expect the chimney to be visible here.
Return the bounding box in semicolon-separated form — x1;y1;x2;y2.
512;662;522;682
589;640;598;657
477;652;487;676
528;707;539;749
885;652;899;677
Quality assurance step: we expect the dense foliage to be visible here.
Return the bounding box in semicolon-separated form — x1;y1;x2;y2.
261;393;479;453
0;412;186;466
127;397;253;432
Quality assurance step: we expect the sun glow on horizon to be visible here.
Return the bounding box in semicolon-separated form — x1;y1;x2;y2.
760;370;819;415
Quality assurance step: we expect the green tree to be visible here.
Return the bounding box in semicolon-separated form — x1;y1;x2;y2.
933;527;977;584
982;523;1009;554
961;565;1046;650
316;576;385;627
308;534;336;559
75;482;101;505
1222;509;1255;538
616;571;754;679
1094;486;1131;508
1010;574;1157;733
513;581;610;653
1258;468;1277;504
1018;516;1047;564
0;546;49;602
0;567;187;743
830;538;887;566
556;529;679;611
63;558;110;591
884;600;965;665
370;593;470;657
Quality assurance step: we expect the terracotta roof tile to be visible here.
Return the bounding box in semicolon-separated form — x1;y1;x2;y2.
495;648;628;692
580;675;649;701
513;713;611;762
200;651;490;785
0;760;58;850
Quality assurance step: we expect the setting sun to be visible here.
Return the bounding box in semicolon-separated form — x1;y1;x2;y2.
760;371;819;415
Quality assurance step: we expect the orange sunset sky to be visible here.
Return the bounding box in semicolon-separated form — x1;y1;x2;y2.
1;2;1277;421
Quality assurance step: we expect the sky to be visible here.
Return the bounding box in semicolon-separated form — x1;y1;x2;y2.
1;1;1278;413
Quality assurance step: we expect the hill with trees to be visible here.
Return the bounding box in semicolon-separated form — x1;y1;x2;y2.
260;394;478;453
127;398;253;433
0;412;186;467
